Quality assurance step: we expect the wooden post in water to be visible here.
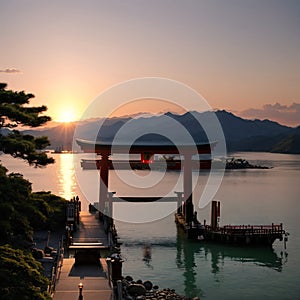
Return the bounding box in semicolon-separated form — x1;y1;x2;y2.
217;201;221;227
183;153;194;224
211;200;219;230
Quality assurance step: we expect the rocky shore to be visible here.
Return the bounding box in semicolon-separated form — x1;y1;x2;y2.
120;275;199;300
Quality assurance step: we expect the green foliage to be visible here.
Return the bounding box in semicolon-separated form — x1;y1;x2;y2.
0;166;33;247
0;245;51;300
0;84;67;299
31;191;68;230
0;83;50;128
0;165;67;247
0;83;54;167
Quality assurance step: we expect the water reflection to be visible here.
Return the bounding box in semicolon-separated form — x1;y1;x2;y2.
143;243;153;269
56;154;77;200
176;229;286;297
176;230;202;297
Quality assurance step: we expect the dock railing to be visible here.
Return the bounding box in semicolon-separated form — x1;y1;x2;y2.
47;236;64;295
205;223;284;235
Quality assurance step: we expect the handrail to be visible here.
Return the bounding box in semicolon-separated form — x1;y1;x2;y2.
203;224;285;235
47;236;64;295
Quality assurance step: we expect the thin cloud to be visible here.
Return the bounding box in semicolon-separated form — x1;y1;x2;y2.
0;68;21;74
238;102;300;127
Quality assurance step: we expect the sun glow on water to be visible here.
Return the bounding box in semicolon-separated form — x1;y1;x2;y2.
57;153;76;200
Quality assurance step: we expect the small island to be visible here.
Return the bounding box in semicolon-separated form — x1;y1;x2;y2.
225;157;271;170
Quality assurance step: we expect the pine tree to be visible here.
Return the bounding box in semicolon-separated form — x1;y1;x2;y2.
0;83;54;166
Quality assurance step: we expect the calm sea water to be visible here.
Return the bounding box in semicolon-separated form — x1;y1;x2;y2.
1;152;300;299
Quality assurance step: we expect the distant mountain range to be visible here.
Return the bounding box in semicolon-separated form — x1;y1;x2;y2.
20;110;300;154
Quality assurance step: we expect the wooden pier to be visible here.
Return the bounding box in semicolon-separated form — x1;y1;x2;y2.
52;212;114;300
175;200;287;246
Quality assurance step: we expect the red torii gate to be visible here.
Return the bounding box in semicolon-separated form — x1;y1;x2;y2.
76;139;214;224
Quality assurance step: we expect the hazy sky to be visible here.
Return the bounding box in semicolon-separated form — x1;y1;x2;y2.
0;0;299;125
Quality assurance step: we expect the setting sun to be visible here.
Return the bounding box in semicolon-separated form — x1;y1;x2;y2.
56;109;78;123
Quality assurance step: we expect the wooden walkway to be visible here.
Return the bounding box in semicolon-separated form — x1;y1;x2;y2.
52;212;113;300
72;212;109;243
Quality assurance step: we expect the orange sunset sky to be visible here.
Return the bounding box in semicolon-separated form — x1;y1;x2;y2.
0;0;299;126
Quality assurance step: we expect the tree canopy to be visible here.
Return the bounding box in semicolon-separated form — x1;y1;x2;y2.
0;84;66;299
0;164;67;247
0;244;51;300
0;165;67;299
0;83;54;166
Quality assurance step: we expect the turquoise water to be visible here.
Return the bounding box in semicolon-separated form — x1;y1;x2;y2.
1;152;300;299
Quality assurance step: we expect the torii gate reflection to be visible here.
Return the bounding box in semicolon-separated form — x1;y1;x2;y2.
76;139;214;224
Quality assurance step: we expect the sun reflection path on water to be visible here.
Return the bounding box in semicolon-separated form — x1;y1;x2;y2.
56;153;77;200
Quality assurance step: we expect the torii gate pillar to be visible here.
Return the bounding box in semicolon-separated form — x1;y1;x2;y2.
99;152;110;221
